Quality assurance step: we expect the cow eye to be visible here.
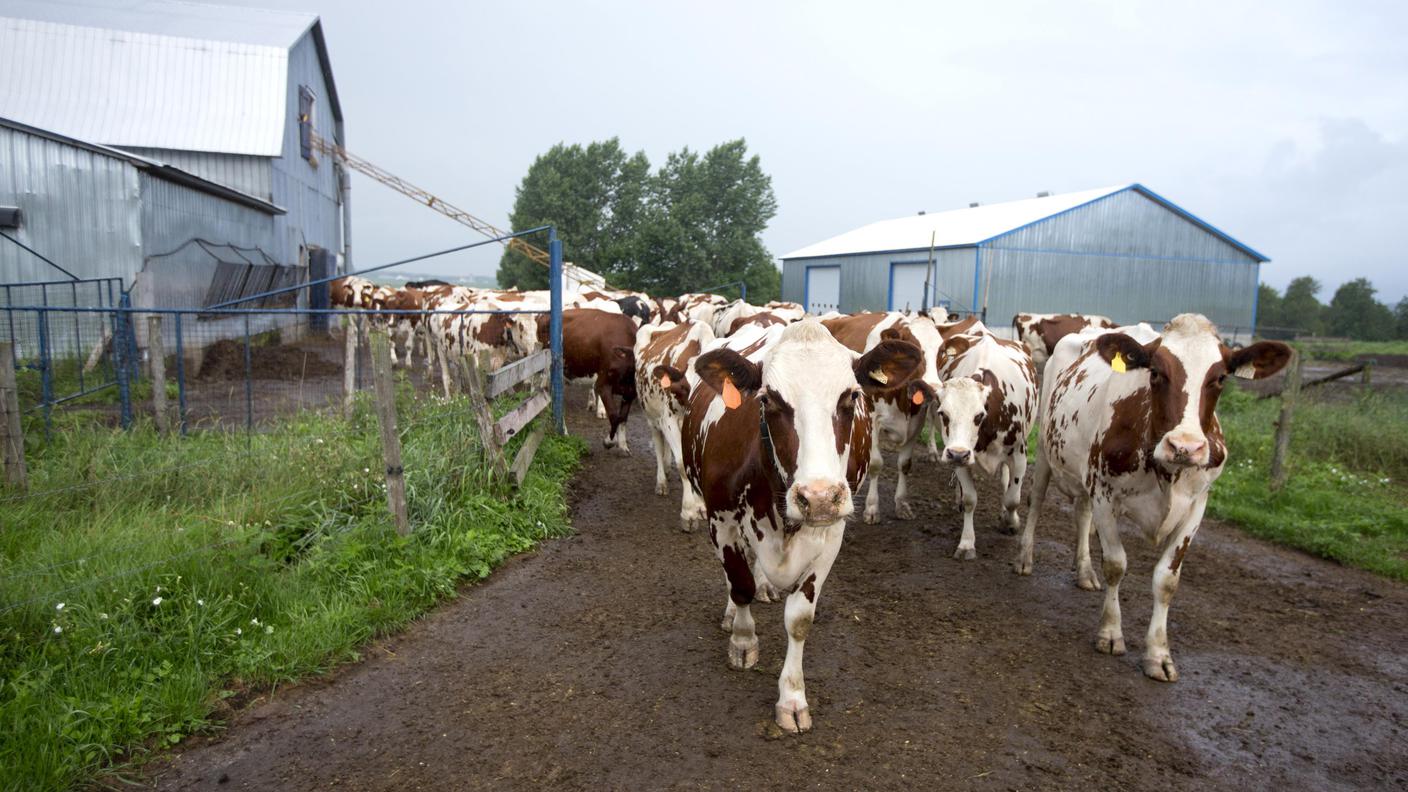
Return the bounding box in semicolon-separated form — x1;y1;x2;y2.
849;389;863;402
974;414;984;426
758;392;769;407
1216;373;1228;385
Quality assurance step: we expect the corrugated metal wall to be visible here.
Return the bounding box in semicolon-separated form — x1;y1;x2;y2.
782;248;977;315
270;33;342;268
136;173;279;308
119;147;273;201
0;125;143;284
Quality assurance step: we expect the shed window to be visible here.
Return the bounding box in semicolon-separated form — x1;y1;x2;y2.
299;86;317;165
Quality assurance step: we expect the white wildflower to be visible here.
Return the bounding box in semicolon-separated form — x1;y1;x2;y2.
99;613;109;620
250;618;260;625
197;599;205;607
152;596;163;606
316;438;325;444
55;603;65;611
235;627;242;635
53;626;63;635
264;625;274;634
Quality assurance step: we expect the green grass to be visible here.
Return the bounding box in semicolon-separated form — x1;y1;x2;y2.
0;384;583;791
1293;338;1408;362
1208;385;1408;580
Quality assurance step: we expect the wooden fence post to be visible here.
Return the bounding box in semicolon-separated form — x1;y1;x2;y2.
1269;350;1303;491
462;351;506;479
0;342;28;491
1362;360;1373;387
369;331;410;535
147;315;170;434
434;333;454;400
342;315;358;419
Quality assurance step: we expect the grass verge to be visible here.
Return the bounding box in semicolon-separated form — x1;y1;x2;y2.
0;384;584;791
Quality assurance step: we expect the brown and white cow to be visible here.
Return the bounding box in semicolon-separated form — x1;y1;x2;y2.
634;318;716;529
1016;314;1291;681
382;287;429;367
822;312;944;521
932;327;1038;559
683;319;924;732
1012;312;1118;373
537;308;638;454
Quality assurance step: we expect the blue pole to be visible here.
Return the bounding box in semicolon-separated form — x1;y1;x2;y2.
243;315;254;438
174;312;188;436
549;228;565;435
740;281;747;302
37;308;52;440
112;308;132;430
71;281;83;394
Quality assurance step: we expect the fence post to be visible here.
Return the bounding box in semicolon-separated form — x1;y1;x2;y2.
242;315;253;437
37;308;53;439
342;314;358;419
549;228;565;435
173;313;188;436
369;331;410;535
1362;360;1373;387
0;342;27;491
433;329;454;399
1269;349;1303;491
147;315;170;434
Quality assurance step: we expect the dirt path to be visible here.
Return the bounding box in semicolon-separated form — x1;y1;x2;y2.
150;396;1408;791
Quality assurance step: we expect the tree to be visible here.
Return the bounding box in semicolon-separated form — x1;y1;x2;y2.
1326;278;1395;341
1281;276;1326;336
1396;297;1408;340
1255;283;1284;331
496;139;650;289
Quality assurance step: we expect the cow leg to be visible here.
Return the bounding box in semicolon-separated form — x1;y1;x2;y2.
1014;451;1051;575
1073;496;1102;591
1144;497;1207;682
595;394;608;420
649;422;670;496
1092;501;1127;656
863;432;883;524
952;466;978;560
924;415;942;462
775;542;840;734
894;443;915;520
719;538;759;669
999;453;1025;534
668;420;705;532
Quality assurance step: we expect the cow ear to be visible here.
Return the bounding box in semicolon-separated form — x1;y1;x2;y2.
907;379;937;408
879;327;904;342
1094;333;1160;372
652;364;691;404
694;349;762;410
1224;341;1292;380
855;339;923;393
940;335;973;361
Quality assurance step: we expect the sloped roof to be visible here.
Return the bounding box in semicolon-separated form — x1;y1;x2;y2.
0;0;338;157
781;184;1269;262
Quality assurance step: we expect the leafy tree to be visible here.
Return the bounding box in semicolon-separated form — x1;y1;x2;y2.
496;139;650;289
1326;278;1395;341
1255;283;1284;331
1396;297;1408;340
1281;276;1326;336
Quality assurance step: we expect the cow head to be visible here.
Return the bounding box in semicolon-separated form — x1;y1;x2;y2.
1094;314;1291;469
694;321;923;527
933;370;997;466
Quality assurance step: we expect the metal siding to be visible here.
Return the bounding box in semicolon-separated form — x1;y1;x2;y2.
119;147;272;200
270;33;341;268
0;125;143;284
781;259;804;303
137;172;279;308
782;248;976;314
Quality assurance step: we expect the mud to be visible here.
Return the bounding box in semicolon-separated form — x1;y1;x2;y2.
149;391;1408;791
196;338;342;382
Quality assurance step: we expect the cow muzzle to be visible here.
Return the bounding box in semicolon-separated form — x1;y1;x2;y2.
943;446;974;466
1159;434;1208;467
788;479;851;525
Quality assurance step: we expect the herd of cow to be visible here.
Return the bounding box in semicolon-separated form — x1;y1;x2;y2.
331;277;1294;734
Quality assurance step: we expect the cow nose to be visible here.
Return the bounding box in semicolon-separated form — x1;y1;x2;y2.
944;447;972;465
1164;436;1206;461
793;479;849;522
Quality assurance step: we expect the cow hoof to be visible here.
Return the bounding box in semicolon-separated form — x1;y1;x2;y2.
1075;573;1104;591
862;508;880;525
755;582;782;603
1013;557;1033;576
775;703;812;734
998;514;1019;535
655;481;669;496
895;501;914;520
1143;656;1179;682
728;639;759;670
953;546;976;561
607;445;631;458
1095;632;1126;656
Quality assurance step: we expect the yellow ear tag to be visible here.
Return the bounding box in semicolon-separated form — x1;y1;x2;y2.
911;388;925;406
870;368;889;385
1234;363;1256;379
721;378;742;409
1111;352;1128;373
660;372;672;389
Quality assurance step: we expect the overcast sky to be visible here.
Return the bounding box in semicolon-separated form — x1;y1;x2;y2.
233;0;1406;302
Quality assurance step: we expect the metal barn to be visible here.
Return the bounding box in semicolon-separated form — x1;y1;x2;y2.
780;184;1268;341
0;0;347;308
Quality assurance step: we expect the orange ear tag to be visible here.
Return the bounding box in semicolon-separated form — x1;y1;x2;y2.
721;378;742;409
660;373;672;388
911;389;925;406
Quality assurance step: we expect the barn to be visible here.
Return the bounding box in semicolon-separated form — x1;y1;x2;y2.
779;184;1268;342
0;0;348;309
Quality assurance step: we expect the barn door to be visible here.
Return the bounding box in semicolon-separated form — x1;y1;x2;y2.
888;262;931;311
805;266;840;314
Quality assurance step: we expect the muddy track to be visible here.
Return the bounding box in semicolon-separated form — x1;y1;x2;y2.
150;391;1408;791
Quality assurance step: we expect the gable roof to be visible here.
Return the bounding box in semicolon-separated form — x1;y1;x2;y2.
780;184;1269;262
0;0;340;157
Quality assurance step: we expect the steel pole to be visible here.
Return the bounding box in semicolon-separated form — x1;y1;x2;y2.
549;229;565;435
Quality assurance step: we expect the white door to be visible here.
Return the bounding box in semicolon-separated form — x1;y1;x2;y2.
806;266;840;314
889;262;931;311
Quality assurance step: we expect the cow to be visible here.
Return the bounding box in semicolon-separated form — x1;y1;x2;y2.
538;309;638;454
382;287;429;367
822;312;944;521
682;318;925;732
615;295;653;326
1015;314;1291;681
404;278;452;289
635;319;718;530
1013;312;1118;373
932;327;1037;559
726;311;789;336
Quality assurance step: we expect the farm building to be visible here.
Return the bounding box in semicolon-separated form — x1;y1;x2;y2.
0;0;347;308
780;184;1268;341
